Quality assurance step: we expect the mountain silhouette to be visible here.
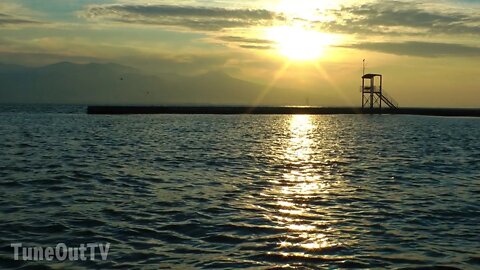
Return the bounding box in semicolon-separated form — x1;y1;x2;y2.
0;62;320;105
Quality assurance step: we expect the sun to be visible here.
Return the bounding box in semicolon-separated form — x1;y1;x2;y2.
266;26;335;61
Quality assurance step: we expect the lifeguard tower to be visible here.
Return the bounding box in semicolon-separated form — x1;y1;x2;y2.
361;73;398;111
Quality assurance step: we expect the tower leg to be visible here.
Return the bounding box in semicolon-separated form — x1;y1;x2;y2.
370;78;374;110
361;78;365;109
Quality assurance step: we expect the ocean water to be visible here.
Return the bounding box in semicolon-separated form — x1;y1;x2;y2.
0;105;479;270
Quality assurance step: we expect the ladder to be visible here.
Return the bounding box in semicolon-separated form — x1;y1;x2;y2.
380;90;398;109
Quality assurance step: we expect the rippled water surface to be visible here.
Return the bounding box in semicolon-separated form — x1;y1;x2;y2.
1;105;479;269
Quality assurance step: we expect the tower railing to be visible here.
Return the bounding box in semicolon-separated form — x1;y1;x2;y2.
360;86;381;93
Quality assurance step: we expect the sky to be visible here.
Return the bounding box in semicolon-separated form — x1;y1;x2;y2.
0;0;479;107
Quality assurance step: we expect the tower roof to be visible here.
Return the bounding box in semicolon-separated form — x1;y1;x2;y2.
362;73;382;79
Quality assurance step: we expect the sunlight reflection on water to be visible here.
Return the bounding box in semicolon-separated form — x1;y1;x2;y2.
265;115;344;257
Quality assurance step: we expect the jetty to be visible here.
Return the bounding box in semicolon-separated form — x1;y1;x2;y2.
87;73;479;117
87;106;480;117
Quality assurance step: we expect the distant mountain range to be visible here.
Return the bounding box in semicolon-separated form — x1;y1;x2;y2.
0;62;319;105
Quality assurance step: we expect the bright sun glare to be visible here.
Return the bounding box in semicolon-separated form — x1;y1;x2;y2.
266;26;335;61
262;0;340;61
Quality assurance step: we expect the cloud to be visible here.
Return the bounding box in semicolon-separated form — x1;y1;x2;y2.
239;44;272;50
317;0;480;36
217;35;274;50
0;12;38;26
218;36;273;45
85;4;285;31
340;41;480;57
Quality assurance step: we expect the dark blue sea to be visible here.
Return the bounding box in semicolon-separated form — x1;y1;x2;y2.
0;105;479;269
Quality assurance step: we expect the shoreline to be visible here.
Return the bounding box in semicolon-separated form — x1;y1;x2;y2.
87;106;480;117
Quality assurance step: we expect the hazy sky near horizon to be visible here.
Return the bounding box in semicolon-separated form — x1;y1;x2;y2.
1;0;479;107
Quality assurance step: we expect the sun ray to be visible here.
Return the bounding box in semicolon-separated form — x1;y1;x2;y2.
312;61;352;105
248;61;291;109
